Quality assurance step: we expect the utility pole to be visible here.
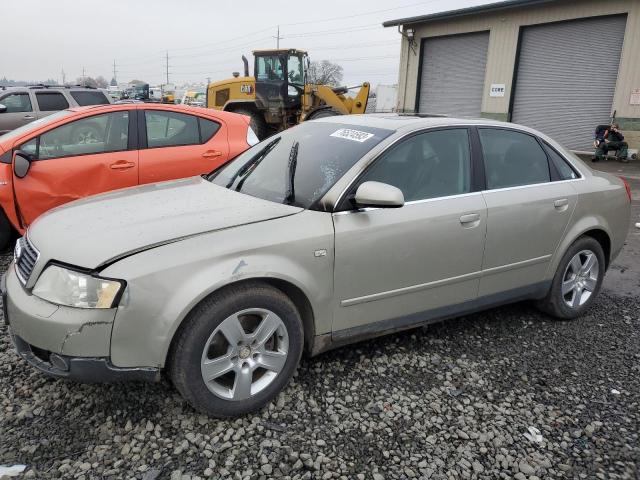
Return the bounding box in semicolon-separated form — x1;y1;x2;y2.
112;59;117;84
165;51;170;85
82;66;86;86
274;25;282;49
61;67;66;86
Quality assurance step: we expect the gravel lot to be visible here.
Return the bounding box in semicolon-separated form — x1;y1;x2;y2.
1;165;639;480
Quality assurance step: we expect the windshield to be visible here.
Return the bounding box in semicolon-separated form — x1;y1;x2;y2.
210;122;393;209
0;110;73;143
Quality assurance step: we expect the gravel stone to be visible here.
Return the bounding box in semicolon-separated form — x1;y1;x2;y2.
0;250;638;479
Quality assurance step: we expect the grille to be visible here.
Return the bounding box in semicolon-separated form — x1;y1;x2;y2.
15;236;39;284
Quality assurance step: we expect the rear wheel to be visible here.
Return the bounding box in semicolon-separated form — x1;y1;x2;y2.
169;283;303;417
537;236;605;319
232;108;269;141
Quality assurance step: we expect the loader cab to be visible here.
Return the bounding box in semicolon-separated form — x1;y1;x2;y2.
253;49;307;111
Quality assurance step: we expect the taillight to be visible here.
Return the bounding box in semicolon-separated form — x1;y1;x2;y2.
621;177;632;202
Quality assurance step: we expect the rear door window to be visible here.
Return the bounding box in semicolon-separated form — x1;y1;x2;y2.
0;93;33;113
199;118;220;143
70;90;110;106
35;92;70;112
544;144;579;180
479;128;551;189
145;110;200;148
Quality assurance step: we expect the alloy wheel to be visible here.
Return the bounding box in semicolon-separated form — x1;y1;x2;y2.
562;249;599;309
200;308;289;400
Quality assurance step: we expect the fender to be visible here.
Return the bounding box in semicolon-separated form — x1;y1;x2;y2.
102;211;335;369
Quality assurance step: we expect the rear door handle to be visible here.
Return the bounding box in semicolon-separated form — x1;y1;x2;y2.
202;150;223;158
110;161;135;170
23;115;35;119
459;213;481;225
554;198;569;210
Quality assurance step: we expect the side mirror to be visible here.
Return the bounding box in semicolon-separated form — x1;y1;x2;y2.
13;151;32;178
354;181;404;209
0;104;7;114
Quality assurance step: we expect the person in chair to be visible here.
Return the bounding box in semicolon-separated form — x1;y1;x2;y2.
594;123;629;162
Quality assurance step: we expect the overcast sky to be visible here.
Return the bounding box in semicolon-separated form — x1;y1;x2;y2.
2;0;493;88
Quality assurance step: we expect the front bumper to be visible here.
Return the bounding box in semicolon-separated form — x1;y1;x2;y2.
9;331;159;382
2;265;159;383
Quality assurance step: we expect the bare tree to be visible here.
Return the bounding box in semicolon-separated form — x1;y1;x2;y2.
307;60;344;86
75;76;108;88
95;76;108;88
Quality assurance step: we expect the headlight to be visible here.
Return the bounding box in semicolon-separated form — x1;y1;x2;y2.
246;126;259;146
32;265;124;309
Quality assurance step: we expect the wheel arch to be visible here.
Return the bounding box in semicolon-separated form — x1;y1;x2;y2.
165;276;317;368
549;219;613;279
581;228;611;269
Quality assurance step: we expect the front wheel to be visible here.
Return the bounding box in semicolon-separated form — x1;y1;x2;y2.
306;108;340;120
537;236;605;319
169;283;303;417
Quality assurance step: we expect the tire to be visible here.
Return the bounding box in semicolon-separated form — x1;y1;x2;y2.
232;108;269;141
306;108;341;120
169;282;303;417
0;210;12;252
536;236;605;319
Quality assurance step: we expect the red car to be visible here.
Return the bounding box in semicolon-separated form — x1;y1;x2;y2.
0;103;256;248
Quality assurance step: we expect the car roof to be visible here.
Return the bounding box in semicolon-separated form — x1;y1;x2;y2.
313;113;519;132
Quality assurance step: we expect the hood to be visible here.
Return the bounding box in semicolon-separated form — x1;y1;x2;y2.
29;177;303;268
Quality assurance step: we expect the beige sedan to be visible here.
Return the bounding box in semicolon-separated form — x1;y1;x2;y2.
3;115;631;417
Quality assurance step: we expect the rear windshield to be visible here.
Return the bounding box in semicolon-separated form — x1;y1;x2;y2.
0;110;72;143
70;90;110;106
210;121;393;209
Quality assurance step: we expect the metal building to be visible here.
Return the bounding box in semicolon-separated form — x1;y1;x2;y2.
384;0;640;151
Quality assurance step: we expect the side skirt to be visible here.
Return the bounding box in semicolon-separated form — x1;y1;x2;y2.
310;281;550;356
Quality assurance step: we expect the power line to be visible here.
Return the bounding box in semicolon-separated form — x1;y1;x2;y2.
74;0;443;76
280;0;445;27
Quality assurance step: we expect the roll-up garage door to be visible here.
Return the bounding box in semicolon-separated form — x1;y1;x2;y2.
511;15;627;150
418;31;489;118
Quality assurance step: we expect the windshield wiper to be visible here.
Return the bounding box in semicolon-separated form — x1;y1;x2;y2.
223;137;281;189
283;141;299;205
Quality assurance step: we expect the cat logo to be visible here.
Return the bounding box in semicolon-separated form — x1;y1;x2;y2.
240;84;253;94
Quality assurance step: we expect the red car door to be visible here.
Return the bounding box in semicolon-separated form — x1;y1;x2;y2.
138;108;230;184
13;109;138;226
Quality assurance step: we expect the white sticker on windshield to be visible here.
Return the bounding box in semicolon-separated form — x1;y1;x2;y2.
330;128;375;143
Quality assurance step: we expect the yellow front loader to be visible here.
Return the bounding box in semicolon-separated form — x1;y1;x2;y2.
206;49;369;139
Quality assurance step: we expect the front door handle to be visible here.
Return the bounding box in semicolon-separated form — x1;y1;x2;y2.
110;161;135;170
554;198;569;211
459;213;481;225
202;150;223;158
23;115;35;119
